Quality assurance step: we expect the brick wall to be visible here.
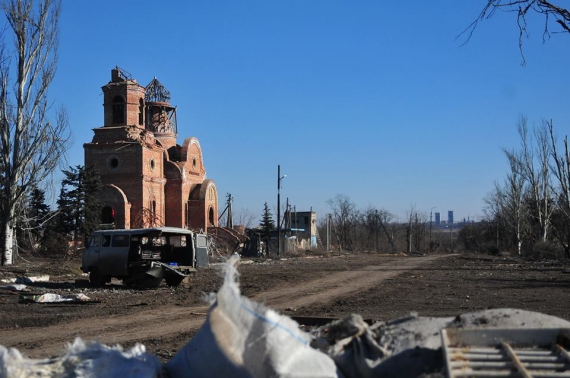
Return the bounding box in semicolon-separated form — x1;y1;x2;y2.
84;68;218;231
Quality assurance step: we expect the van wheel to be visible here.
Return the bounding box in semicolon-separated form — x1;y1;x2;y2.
89;269;108;287
133;276;162;288
165;274;184;287
148;276;163;288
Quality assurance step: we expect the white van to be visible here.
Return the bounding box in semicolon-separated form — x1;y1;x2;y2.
81;227;208;287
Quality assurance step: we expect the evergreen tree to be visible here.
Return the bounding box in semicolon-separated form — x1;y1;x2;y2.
56;166;102;253
28;187;52;231
259;202;275;255
25;187;52;248
56;184;74;235
81;167;103;237
12;186;53;256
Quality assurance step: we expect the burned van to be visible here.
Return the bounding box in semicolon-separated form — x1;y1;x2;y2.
81;227;208;287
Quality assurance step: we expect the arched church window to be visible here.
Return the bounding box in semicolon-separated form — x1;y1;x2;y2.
138;98;144;125
209;207;215;226
113;96;125;124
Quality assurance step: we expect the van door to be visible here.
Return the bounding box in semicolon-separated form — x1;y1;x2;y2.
99;234;130;276
195;234;209;268
82;234;102;272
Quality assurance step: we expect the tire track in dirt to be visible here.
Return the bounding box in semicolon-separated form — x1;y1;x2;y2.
0;255;448;358
253;255;446;310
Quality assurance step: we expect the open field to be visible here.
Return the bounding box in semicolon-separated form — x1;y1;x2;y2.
1;252;569;362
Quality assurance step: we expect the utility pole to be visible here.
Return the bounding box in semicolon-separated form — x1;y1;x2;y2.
277;165;286;256
226;193;233;229
293;205;297;238
285;198;290;237
375;210;378;252
277;165;280;256
326;213;331;251
430;206;436;251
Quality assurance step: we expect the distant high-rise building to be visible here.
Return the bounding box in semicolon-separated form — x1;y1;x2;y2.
448;211;454;224
435;212;440;226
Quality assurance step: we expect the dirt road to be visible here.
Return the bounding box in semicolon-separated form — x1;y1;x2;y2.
251;255;445;310
0;254;446;359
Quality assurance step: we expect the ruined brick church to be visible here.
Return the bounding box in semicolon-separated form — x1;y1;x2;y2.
84;67;218;231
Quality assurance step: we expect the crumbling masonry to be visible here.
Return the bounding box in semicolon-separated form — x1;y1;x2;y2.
84;67;218;231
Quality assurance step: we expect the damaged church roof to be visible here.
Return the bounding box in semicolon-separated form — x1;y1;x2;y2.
145;77;171;103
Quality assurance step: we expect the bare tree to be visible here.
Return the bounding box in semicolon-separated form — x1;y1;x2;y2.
549;121;570;217
361;206;388;251
505;116;552;242
326;194;357;251
377;209;399;253
350;208;369;251
235;208;256;229
0;0;69;265
404;204;418;255
132;207;164;229
413;211;428;254
491;151;528;254
548;120;570;256
461;1;570;65
483;189;502;249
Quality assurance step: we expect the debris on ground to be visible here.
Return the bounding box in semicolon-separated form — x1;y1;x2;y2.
0;338;160;377
1;275;50;284
2;256;570;377
442;327;570;377
18;293;91;303
0;284;28;292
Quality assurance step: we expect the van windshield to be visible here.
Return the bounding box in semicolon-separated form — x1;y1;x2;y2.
90;235;101;247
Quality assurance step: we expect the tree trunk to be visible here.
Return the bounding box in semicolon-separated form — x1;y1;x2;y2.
378;218;398;253
406;226;412;254
2;219;14;265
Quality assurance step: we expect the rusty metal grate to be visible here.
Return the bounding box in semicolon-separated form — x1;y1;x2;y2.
442;328;570;377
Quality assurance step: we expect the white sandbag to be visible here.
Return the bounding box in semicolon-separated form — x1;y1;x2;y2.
0;338;162;378
166;255;341;378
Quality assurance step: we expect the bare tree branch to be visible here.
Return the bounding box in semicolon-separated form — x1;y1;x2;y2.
459;1;570;65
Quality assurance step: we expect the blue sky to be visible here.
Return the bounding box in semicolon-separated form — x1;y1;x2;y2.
42;1;570;222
